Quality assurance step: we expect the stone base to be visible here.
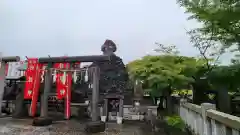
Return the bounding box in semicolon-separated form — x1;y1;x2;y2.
101;116;106;122
32;117;52;126
85;121;105;133
116;116;123;124
0;114;8;118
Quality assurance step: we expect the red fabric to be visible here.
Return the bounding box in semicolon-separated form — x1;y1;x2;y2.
56;63;68;99
24;58;39;99
53;63;60;69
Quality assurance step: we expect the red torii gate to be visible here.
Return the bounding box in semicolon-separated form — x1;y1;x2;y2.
22;57;80;119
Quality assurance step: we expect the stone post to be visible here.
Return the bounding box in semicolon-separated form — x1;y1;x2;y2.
179;98;187;120
0;61;5;117
217;87;231;113
40;63;53;117
101;99;108;122
201;103;216;135
91;67;100;121
179;98;187;113
85;66;105;133
180;98;187;105
147;109;152;120
117;98;123;124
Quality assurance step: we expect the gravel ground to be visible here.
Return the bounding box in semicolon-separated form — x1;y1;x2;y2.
0;118;153;135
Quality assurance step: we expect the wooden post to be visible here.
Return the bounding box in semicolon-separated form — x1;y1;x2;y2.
64;63;73;120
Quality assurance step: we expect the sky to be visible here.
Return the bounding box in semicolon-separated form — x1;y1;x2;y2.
0;0;232;64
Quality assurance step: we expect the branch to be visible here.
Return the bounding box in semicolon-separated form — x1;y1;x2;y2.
154;43;180;55
185;26;224;78
186;29;211;69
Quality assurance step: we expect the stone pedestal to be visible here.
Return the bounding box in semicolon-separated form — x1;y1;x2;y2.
101;116;107;122
116;116;123;124
32;117;52;126
102;94;124;124
85;121;105;133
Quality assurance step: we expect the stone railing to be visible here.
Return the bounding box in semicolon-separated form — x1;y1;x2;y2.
122;105;158;120
178;99;240;135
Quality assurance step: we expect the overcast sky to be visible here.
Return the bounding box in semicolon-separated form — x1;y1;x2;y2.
0;0;232;64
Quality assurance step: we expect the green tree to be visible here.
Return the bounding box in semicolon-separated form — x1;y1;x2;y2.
178;0;240;49
209;64;240;91
185;27;231;106
206;64;240;113
127;55;200;92
127;53;204;113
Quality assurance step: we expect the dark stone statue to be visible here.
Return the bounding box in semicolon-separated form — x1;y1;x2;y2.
101;40;117;55
74;39;128;96
95;39;128;93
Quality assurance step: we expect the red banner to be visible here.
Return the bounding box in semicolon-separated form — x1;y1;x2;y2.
55;62;73;119
56;63;69;99
24;58;39;99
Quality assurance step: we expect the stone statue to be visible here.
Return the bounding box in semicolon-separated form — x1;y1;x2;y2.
95;39;128;94
101;39;117;55
75;39;128;94
134;80;144;101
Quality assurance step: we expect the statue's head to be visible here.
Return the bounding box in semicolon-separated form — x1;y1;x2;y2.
101;39;117;55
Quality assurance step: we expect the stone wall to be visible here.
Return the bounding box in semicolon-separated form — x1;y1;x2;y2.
100;105;158;121
176;99;240;135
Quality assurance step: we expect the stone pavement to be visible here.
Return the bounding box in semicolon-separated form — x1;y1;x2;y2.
0;117;157;135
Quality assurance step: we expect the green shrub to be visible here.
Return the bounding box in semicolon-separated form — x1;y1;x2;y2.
165;115;185;131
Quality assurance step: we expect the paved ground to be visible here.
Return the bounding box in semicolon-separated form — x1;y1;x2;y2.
0;117;156;135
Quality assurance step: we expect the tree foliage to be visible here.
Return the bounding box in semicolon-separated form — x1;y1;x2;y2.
208;64;240;91
127;55;205;96
126;40;240;99
178;0;240;49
